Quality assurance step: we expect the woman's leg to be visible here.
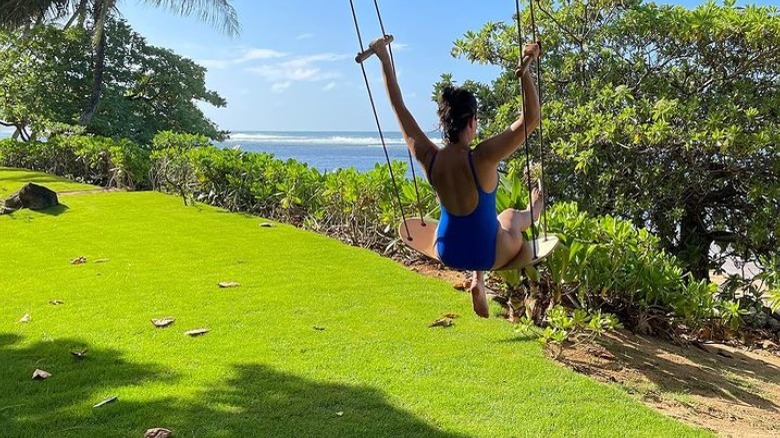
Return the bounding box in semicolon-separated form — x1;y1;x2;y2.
492;187;544;268
470;270;489;318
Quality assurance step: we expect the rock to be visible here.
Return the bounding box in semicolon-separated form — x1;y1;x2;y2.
6;183;59;211
3;194;22;211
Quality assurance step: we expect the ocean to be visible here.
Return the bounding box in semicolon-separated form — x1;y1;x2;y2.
219;131;438;177
0;130;436;177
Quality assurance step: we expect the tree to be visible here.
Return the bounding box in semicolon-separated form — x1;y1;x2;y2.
0;0;239;126
442;0;780;281
0;20;227;143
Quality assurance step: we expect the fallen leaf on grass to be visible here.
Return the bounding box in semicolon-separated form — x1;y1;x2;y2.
32;369;51;380
428;318;454;328
151;318;175;328
313;326;326;331
145;428;172;438
441;313;460;319
71;349;88;358
259;222;273;228
49;300;65;305
184;329;209;337
70;256;87;265
336;411;344;417
452;281;468;291
218;282;240;288
93;396;117;408
93;258;109;264
19;314;31;323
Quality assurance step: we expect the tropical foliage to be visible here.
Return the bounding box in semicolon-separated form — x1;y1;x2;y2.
5;134;774;340
439;0;780;281
0;21;227;143
0;0;238;126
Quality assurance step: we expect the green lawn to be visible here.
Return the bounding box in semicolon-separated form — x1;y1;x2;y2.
0;169;709;437
0;167;96;198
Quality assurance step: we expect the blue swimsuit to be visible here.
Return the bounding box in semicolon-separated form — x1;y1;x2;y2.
428;150;499;271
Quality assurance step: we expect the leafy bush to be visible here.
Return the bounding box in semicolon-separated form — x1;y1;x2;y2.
0;136;149;189
516;307;622;358
149;141;437;251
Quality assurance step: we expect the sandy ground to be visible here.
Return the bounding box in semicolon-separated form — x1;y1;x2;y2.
558;331;780;437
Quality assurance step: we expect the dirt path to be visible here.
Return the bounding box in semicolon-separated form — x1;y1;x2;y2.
406;262;780;437
558;332;780;437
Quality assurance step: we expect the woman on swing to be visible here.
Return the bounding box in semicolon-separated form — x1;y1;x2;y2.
370;37;543;318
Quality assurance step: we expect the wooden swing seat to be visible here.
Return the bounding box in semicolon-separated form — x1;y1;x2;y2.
399;218;559;271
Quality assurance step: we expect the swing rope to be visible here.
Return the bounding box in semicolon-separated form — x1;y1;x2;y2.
529;0;550;240
515;0;539;258
369;0;427;225
348;0;413;239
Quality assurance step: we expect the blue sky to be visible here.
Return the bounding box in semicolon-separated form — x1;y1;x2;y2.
114;0;773;132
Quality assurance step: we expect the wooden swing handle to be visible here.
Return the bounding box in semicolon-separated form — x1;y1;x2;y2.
355;35;395;63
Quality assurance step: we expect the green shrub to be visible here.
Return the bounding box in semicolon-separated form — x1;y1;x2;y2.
0;136;149;189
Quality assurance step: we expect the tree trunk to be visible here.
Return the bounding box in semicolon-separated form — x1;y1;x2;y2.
80;25;106;126
678;203;713;281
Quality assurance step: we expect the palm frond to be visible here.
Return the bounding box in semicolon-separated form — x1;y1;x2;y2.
0;0;73;29
140;0;240;37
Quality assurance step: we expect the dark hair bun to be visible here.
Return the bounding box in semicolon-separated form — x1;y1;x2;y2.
437;85;477;144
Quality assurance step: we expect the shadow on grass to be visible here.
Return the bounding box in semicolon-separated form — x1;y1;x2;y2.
37;203;69;216
3;335;464;437
123;364;467;437
0;204;69;218
0;333;178;436
563;331;780;411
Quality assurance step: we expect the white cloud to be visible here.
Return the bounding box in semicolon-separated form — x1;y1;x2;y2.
296;33;314;40
271;82;292;93
235;48;287;63
392;43;410;51
246;52;348;92
322;82;337;91
197;47;288;69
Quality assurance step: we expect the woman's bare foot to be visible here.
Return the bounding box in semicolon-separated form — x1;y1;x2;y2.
529;183;544;223
470;271;489;318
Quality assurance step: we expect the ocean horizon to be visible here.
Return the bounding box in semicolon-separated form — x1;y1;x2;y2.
0;130;438;177
218;130;441;177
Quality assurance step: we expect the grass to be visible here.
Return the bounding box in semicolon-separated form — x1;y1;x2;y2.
0;168;710;437
0;167;96;198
